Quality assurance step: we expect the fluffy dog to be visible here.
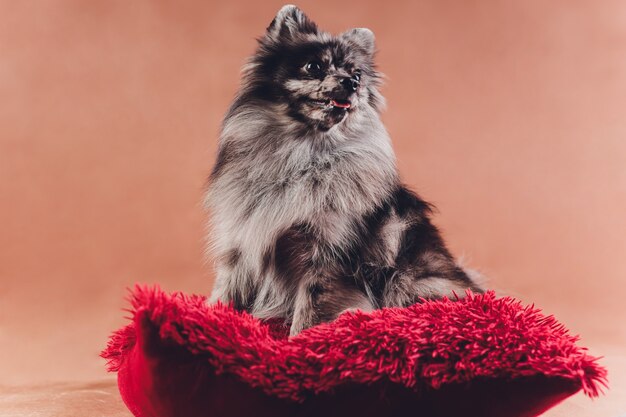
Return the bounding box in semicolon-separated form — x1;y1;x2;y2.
206;5;483;335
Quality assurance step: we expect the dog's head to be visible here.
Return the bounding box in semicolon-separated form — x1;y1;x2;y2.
243;5;382;132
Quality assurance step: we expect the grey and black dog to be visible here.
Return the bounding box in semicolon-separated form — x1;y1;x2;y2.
206;5;483;335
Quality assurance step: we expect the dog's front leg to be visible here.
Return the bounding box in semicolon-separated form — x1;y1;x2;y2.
289;275;376;336
289;278;321;336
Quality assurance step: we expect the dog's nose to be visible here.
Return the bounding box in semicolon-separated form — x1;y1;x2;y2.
340;76;359;92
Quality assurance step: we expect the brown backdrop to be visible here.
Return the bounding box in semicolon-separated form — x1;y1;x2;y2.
1;1;624;415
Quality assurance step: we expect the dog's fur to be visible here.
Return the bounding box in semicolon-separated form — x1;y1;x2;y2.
206;5;483;335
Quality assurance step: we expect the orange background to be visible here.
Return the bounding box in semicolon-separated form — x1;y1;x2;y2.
0;1;624;415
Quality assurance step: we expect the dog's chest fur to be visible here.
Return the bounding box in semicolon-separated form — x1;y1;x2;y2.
207;111;397;317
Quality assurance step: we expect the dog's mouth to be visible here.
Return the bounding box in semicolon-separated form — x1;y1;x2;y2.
310;98;352;110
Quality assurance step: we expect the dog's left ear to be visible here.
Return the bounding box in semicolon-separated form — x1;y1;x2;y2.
341;28;376;56
266;5;318;41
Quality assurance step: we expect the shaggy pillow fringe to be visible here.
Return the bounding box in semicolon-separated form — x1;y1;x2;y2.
102;286;606;403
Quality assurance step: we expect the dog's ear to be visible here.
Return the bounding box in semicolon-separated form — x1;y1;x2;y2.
341;28;376;56
266;5;318;41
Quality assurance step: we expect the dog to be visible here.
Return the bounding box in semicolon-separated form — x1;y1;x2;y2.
205;5;483;335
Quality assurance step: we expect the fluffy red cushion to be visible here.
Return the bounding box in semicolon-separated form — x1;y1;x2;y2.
102;286;606;417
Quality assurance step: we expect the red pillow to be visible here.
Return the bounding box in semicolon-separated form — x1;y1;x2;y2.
102;286;606;417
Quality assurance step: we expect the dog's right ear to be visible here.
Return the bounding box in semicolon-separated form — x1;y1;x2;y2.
266;5;318;41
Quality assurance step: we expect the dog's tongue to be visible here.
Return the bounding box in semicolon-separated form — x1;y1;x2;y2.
331;99;351;109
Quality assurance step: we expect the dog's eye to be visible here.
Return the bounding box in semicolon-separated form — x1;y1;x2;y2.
352;69;362;81
305;61;322;74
